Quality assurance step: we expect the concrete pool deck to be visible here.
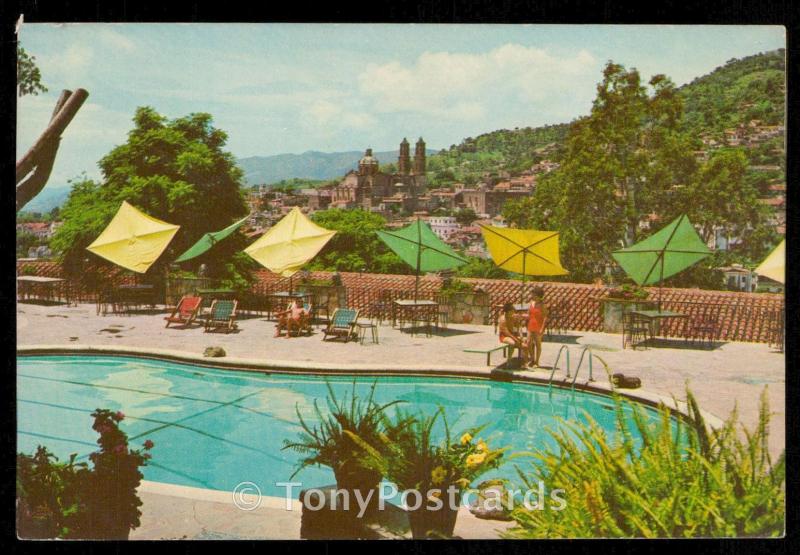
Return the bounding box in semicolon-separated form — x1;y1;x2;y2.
130;481;514;540
17;300;786;539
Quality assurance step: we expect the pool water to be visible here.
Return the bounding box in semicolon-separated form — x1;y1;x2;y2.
17;355;659;499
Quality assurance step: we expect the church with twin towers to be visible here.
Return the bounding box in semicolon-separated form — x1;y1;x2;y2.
330;137;428;211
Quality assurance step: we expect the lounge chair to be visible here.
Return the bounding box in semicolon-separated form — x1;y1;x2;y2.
204;299;238;333
322;308;359;342
164;295;203;328
275;302;313;337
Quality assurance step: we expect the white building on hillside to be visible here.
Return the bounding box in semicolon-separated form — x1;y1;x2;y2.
427;216;460;240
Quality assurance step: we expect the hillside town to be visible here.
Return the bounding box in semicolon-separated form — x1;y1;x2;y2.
19;121;785;294
230;120;785;291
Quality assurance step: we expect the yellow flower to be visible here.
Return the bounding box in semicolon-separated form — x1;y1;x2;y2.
430;466;447;484
477;440;488;453
455;478;471;489
460;433;473;445
466;452;486;467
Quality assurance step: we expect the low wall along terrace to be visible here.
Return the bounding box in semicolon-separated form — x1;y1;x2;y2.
17;260;784;344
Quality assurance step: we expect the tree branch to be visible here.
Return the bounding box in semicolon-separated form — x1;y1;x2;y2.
16;88;89;211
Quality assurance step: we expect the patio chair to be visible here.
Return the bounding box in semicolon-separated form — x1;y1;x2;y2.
688;305;719;349
322;308;359;342
275;301;314;337
292;302;314;335
164;295;203;328
369;291;394;325
768;308;784;352
544;303;563;340
204;299;238;333
622;310;649;350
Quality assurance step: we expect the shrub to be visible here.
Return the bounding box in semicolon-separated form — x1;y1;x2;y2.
439;278;474;298
504;387;784;538
282;380;404;492
349;408;506;496
17;409;154;539
20;264;38;276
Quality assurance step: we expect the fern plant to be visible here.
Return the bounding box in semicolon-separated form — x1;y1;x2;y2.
504;386;784;538
281;380;404;492
346;407;508;538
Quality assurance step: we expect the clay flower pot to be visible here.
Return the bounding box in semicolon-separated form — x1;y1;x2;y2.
405;492;461;539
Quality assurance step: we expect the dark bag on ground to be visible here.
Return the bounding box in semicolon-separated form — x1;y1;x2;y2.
612;373;641;389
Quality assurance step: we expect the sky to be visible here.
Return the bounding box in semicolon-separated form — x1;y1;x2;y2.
17;24;785;190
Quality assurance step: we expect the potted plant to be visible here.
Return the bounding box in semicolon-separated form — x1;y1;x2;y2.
606;284;649;301
282;381;405;520
438;278;490;325
599;284;653;333
349;408;507;539
16;409;154;539
16;446;83;539
69;409;153;539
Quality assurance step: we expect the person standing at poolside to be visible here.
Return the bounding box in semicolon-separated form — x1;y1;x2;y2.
526;286;548;368
498;302;528;365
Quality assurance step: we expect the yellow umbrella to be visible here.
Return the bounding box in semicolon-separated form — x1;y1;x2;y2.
86;201;180;273
244;207;336;280
480;225;568;302
755;239;785;284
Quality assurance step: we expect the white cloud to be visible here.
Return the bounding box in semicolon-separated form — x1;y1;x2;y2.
301;99;375;134
38;43;94;84
98;28;136;52
358;44;598;120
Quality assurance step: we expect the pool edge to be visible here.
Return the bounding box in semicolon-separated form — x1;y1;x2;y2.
17;343;726;429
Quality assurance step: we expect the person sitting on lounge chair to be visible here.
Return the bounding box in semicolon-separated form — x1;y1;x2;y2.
275;300;311;338
498;302;529;365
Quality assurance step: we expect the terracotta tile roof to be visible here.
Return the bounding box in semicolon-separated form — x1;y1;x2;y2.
18;260;784;343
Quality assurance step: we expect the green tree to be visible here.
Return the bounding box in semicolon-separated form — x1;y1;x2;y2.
308;209;407;274
454;208;477;226
16;230;41;258
17;47;48;97
505;62;697;282
455;256;509;279
680;150;768;247
51;107;248;280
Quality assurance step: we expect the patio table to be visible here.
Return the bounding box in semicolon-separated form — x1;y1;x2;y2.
114;284;158;313
16;276;66;303
391;299;438;335
628;309;688;346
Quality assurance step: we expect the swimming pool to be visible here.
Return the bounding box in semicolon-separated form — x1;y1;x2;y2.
17;354;659;499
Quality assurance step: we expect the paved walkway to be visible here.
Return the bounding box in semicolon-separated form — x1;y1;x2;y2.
130;481;513;540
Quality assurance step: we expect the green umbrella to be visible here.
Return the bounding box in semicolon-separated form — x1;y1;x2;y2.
611;214;711;309
174;215;249;263
376;218;468;301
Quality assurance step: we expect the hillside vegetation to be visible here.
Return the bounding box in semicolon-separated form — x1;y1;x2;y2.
679;49;785;137
425;124;570;187
424;49;785;187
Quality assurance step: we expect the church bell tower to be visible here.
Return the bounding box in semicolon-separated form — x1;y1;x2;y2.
413;137;426;175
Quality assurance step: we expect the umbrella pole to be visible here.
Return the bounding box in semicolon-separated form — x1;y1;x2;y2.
415;218;422;303
658;253;664;312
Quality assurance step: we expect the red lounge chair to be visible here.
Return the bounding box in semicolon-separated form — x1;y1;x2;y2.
164;296;203;328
